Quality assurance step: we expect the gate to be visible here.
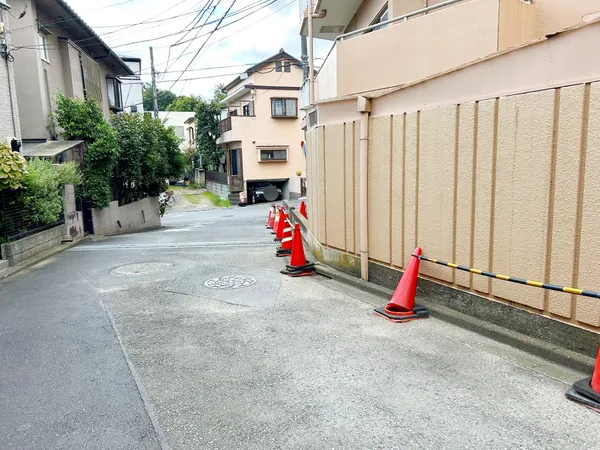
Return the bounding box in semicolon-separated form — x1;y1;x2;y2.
81;198;94;235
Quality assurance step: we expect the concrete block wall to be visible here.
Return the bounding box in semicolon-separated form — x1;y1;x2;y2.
92;197;160;235
0;224;66;266
62;184;84;239
206;180;229;199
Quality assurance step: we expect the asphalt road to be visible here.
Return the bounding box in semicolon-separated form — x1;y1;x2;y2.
0;203;599;449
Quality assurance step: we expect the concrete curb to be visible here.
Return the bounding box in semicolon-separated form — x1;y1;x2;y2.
314;263;597;373
0;237;90;280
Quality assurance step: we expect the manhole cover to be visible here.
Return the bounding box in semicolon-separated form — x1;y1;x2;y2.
112;262;173;276
204;275;257;290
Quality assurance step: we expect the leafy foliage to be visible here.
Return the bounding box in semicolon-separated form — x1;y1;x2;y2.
56;162;82;186
112;113;185;204
0;143;27;190
142;83;177;111
166;95;202;112
21;159;64;225
195;87;224;170
55;94;118;208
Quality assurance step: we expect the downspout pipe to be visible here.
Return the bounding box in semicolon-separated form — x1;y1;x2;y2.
358;96;371;281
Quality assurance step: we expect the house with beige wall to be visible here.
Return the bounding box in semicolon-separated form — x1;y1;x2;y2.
300;0;600;352
214;50;305;203
8;0;133;158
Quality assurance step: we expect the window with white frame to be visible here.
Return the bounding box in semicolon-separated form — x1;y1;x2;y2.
271;98;297;118
275;61;282;72
39;33;49;62
369;5;389;32
259;148;288;162
106;76;123;111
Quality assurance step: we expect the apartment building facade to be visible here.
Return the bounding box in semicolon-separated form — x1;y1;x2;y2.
215;50;305;203
0;1;21;147
9;0;133;158
300;0;600;350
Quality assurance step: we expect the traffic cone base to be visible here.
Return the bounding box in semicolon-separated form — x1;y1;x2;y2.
373;305;429;323
566;386;600;413
280;268;316;277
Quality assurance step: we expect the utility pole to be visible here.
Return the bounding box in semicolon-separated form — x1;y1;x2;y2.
149;46;159;119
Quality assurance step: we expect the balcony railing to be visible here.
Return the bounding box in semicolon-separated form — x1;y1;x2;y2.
219;116;232;133
311;0;535;102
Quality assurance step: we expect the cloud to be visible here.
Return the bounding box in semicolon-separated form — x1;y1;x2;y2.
66;0;332;98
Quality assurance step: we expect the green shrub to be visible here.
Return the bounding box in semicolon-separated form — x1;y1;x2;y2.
56;161;82;186
21;159;63;225
202;191;231;207
0;143;27;190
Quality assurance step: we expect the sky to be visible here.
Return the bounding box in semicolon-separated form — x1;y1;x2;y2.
63;0;331;99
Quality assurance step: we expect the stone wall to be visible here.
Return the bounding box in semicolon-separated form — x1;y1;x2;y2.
92;197;160;236
1;224;66;266
206;180;229;199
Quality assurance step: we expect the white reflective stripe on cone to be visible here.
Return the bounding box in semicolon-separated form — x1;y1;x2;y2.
283;227;292;233
282;237;293;243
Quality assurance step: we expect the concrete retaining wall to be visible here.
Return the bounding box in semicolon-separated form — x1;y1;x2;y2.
92;197;160;235
1;224;66;266
206;180;229;199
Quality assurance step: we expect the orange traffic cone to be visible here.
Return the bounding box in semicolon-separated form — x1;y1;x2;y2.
266;205;274;229
268;205;277;229
276;219;293;257
274;210;288;242
281;224;315;277
300;201;307;219
374;247;429;323
271;207;282;235
566;348;600;412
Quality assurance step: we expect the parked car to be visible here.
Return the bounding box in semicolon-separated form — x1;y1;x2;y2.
251;182;282;203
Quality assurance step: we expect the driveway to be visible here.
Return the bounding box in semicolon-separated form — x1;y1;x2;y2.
0;204;598;449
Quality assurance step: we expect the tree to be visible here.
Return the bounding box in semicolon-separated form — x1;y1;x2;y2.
55;94;119;208
142;83;177;111
195;98;223;171
213;83;227;104
167;95;202;112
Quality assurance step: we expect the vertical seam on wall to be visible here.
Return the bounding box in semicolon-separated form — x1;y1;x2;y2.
488;99;499;295
388;115;393;264
415;111;420;247
572;83;591;323
343;122;347;251
322;126;327;245
353;121;357;254
452;105;459;285
402;113;406;267
543;88;561;314
470;102;479;289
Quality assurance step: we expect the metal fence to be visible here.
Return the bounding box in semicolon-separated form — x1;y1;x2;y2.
0;189;64;243
206;171;228;184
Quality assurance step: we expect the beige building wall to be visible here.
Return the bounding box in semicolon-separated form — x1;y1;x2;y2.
305;22;600;333
335;0;533;98
219;59;306;188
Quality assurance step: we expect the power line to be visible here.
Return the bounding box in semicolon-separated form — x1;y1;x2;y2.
165;0;237;91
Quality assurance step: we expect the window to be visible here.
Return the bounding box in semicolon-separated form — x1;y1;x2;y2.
106;76;123;111
271;98;297;118
188;127;195;144
230;149;241;175
284;61;291;72
368;5;389;32
260;149;287;162
309;109;318;128
242;101;254;116
39;33;49;62
275;61;282;72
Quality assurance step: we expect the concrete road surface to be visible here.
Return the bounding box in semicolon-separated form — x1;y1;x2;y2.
0;204;598;449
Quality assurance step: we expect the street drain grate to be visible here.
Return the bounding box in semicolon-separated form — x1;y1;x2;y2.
69;241;277;251
111;262;173;276
204;275;257;290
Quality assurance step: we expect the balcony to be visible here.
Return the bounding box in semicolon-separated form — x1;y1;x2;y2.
216;115;254;145
311;0;536;102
